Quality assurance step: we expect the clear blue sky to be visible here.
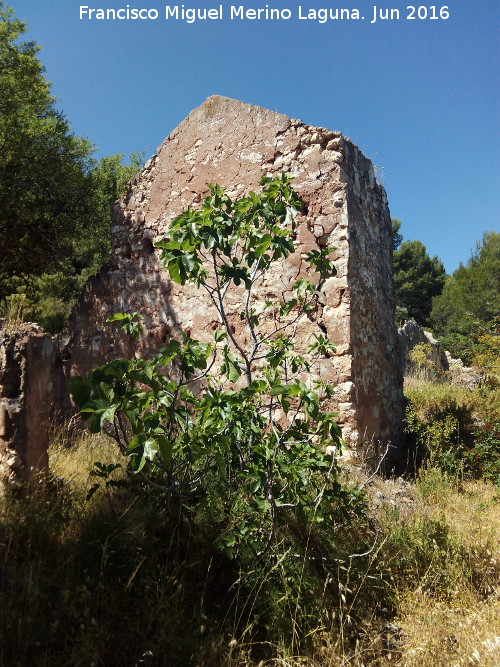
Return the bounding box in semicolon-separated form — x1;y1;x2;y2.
11;0;500;272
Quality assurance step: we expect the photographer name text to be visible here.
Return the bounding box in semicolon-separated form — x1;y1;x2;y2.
79;5;451;24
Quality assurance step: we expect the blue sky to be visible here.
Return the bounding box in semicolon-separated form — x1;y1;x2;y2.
10;0;500;272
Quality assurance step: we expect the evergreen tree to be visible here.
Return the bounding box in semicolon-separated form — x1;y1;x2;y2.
393;239;446;325
0;3;144;329
392;218;403;252
431;231;500;363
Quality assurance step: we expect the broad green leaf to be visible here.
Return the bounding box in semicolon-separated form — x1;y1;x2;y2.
221;346;242;382
214;329;227;342
69;376;93;408
143;438;159;461
157;435;173;467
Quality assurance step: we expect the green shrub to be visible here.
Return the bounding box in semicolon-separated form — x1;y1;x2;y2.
466;389;500;485
405;381;499;484
70;175;364;560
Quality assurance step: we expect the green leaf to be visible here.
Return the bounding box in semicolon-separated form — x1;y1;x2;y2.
107;312;144;340
69;376;93;408
250;379;267;392
127;437;146;472
305;247;337;279
107;312;130;322
90;413;102;434
214;329;227;342
143;438;159;461
157;339;182;365
253;233;272;257
221;346;242;382
270;383;302;397
218;262;250;288
157;435;173;467
86;484;100;501
167;256;182;284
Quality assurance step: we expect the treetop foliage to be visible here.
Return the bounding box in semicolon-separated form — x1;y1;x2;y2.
393;235;446;326
0;2;144;328
392;221;498;372
431;231;500;364
0;2;96;297
391;218;403;252
434;231;500;327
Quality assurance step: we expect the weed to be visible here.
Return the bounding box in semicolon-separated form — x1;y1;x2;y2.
2;293;27;333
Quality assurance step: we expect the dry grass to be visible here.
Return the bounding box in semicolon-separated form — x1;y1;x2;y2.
420;474;499;541
396;594;500;666
391;475;500;666
1;425;499;666
49;421;126;493
298;472;500;667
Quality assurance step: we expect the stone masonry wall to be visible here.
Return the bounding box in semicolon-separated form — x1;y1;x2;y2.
0;322;67;488
65;96;403;453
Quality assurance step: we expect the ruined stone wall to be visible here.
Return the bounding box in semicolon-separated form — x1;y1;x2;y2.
398;320;450;376
0;323;67;488
398;320;482;389
66;96;403;452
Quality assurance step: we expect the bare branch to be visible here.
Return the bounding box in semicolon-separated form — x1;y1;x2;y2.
356;443;394;494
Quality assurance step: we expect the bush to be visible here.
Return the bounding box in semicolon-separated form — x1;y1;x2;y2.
404;381;500;484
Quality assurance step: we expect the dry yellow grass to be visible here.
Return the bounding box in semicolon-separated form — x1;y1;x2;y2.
2;427;498;666
396;594;500;666
48;423;126;493
301;473;500;667
393;477;500;666
420;475;500;544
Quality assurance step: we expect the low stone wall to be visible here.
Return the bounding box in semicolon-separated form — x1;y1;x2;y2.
398;320;449;376
0;322;67;489
397;320;482;388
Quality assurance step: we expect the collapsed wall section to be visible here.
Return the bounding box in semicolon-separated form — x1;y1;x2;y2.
0;323;67;488
66;96;403;452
